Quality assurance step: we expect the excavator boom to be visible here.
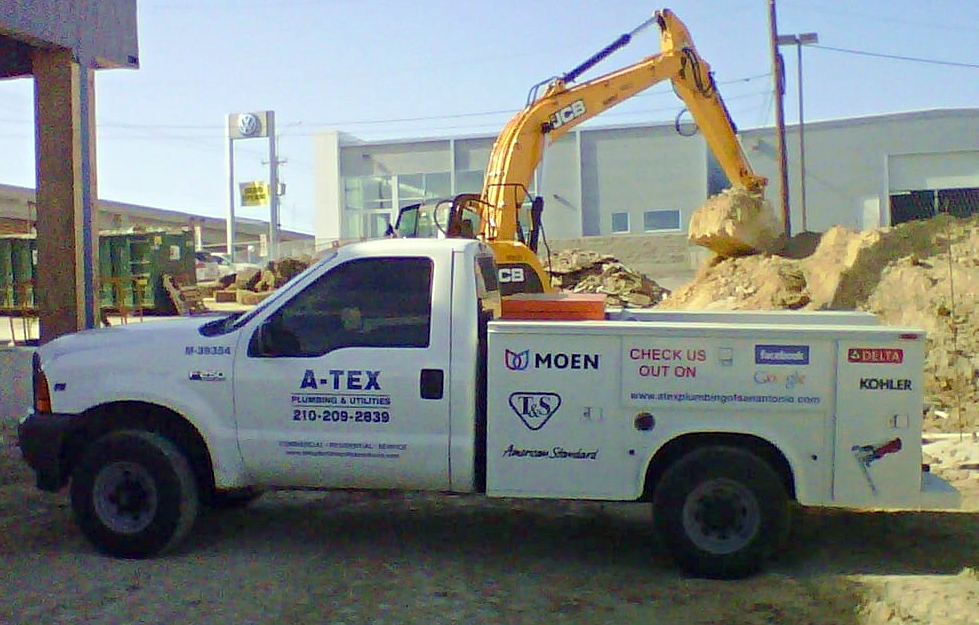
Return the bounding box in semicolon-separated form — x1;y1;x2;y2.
479;8;768;244
395;7;780;294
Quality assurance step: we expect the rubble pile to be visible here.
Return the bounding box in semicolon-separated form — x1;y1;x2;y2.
213;257;313;305
544;249;671;307
659;212;979;433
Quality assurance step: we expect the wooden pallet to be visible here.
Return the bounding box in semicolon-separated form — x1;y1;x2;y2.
163;274;208;315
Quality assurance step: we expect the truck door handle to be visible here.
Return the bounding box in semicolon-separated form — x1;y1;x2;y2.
420;369;444;400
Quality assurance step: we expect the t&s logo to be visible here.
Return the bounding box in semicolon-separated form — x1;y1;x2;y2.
508;392;562;430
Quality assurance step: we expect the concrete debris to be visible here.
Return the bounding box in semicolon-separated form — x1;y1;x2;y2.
209;257;312;301
545;249;671;308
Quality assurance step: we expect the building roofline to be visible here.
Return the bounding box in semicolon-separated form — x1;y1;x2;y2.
0;183;312;238
330;107;979;146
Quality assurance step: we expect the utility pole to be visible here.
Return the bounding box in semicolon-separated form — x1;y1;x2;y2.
266;112;280;260
264;148;288;257
777;32;818;233
768;0;791;237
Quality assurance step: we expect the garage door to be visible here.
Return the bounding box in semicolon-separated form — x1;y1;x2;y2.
888;151;979;192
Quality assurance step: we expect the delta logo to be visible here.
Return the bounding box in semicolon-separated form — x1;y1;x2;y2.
847;348;903;364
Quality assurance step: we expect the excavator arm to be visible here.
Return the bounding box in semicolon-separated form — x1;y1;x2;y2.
476;8;767;244
395;8;778;295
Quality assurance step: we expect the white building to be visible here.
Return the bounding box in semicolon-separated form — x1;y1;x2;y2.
313;108;979;245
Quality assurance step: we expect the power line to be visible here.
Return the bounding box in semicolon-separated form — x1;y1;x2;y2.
780;1;978;35
812;44;979;70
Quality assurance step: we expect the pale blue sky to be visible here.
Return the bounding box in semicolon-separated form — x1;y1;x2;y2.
0;0;977;234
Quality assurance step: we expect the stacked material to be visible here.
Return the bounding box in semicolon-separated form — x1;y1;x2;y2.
544;250;670;308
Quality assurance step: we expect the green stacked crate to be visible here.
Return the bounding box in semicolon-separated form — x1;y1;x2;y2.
10;236;35;308
141;231;195;311
109;234;134;309
98;236;114;308
0;238;13;308
128;235;153;310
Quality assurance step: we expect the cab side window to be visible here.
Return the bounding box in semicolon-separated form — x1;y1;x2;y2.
255;257;433;357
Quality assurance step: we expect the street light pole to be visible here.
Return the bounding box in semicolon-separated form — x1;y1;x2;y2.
777;32;818;233
768;0;791;237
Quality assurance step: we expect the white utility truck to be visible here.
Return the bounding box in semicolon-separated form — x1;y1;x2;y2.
18;238;959;579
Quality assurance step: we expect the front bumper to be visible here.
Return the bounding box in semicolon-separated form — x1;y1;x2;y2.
18;412;83;492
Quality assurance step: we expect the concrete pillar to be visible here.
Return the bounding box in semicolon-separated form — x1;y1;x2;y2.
31;48;99;342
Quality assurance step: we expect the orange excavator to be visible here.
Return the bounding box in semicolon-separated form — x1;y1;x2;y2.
395;8;778;295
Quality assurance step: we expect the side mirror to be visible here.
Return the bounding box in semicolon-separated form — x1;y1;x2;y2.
248;320;275;357
248;318;301;357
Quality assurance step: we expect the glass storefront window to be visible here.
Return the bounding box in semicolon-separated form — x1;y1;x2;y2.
345;176;392;211
455;170;484;195
344;211;392;239
397;172;452;209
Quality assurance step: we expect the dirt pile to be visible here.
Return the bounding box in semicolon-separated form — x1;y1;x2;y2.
658;213;979;433
687;187;784;256
544;249;671;307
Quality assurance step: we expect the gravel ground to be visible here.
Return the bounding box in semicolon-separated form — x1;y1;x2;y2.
3;417;979;625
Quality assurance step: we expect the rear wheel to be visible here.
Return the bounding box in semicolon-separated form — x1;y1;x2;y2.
70;430;199;558
653;445;788;579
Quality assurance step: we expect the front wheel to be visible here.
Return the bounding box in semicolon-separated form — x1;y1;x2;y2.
70;430;200;558
209;487;263;511
653;445;789;579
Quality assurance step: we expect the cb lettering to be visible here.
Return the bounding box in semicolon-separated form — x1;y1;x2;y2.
499;267;525;283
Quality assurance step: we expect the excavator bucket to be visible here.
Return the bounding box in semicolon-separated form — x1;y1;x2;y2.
687;187;784;257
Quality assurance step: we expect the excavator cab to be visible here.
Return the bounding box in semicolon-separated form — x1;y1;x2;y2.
394;192;552;296
394;198;481;239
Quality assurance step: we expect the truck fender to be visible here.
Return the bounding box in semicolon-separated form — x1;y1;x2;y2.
641;430;799;504
59;380;248;491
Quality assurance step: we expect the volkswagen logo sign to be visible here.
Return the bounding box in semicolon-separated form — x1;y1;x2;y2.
236;113;262;137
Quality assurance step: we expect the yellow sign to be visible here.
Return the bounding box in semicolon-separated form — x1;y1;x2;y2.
239;181;270;207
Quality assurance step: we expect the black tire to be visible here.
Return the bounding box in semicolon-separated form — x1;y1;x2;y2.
70;430;200;558
209;488;263;511
653;445;789;579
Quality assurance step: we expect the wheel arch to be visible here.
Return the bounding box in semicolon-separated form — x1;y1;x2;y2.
641;432;796;502
63;401;219;503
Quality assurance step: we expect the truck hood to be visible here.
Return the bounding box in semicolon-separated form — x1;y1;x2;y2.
38;315;237;363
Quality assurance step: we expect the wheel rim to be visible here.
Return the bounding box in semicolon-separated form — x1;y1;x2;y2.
92;461;158;534
681;477;760;555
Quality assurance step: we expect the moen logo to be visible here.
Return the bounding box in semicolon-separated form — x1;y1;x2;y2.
504;349;601;371
509;392;562;430
505;349;530;371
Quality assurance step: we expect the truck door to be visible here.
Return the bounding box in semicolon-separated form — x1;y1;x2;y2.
833;339;925;506
232;255;452;490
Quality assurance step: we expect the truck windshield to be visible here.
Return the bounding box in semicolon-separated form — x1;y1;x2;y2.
199;249;339;336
